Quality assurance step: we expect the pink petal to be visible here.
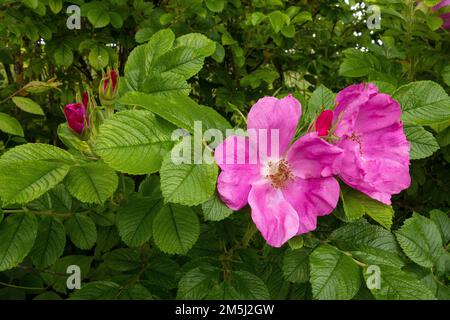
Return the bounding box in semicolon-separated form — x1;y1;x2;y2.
247;95;301;156
248;182;299;247
283;177;340;234
333;83;378;138
214;135;261;210
286;132;343;179
217;169;259;211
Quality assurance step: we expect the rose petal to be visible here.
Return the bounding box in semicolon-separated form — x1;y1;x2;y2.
283;177;340;234
248;182;299;247
286;132;343;179
247;95;301;156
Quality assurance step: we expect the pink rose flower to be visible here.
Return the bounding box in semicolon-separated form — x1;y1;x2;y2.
214;95;343;247
434;0;450;29
332;83;411;205
64;102;89;134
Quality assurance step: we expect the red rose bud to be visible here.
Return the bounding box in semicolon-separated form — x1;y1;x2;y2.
64;102;89;134
434;0;450;29
315;110;333;137
99;68;119;105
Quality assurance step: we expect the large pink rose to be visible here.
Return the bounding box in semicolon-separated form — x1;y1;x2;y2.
214;95;343;247
331;83;411;205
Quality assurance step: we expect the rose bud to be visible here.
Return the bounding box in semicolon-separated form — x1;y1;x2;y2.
315;110;334;137
99;68;119;106
63;102;89;135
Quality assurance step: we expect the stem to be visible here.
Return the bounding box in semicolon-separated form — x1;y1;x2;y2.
0;281;46;291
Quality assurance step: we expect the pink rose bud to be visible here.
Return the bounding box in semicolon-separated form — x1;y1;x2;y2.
315;110;333;136
99;68;119;105
434;0;450;29
64;102;89;134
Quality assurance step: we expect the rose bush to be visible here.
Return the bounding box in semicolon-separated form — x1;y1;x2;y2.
0;0;448;300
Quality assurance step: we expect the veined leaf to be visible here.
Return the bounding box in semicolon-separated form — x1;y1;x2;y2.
30;217;66;268
396;213;443;268
393;81;450;125
282;248;311;283
404;125;440;160
94;110;174;175
65;162;118;204
340;187;394;229
310;244;361;300
152;204;200;255
0;144;74;205
116;195;163;247
177;266;220;299
64;213;97;250
201;193;232;221
120;91;231;133
0;213;38;271
160;152;218;206
363;265;436;300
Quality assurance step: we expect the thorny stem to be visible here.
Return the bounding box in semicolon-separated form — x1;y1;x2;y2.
0;281;47;291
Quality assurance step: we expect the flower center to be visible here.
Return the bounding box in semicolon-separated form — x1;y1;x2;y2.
349;132;363;154
264;158;293;189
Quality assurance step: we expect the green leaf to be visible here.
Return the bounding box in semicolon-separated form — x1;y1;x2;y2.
102;248;141;272
0;213;38;271
89;45;109;69
120;92;231;133
30;217;65;268
268;11;290;33
94;110;174;175
64;213;97;250
109;12;123;28
43;255;93;294
70;281;121;300
87;8;110;28
12;97;44;115
65;162;118;204
330;220;403;267
177;266;220;299
363;265;436;300
341;187;394;229
393;81;450;126
154;34;216;79
0;144;74;205
430;209;450;244
396;213;443;268
306;85;335;121
310;244;361;300
404;125;440;160
201;193;232;221
339;49;380;78
48;0;62;14
442;65;450;87
124;29;175;92
152;204;200;255
160;152;218;206
144;256;180;289
228;271;270;300
54;45;73;67
116;195;163;247
119;284;153;300
205;0;225;12
282;248;311;283
427;16;443;31
0;112;24;136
